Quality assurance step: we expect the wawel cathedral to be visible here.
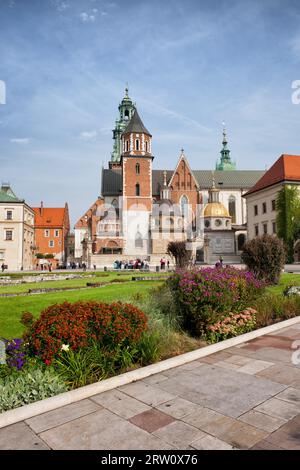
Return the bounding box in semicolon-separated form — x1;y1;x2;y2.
75;89;264;266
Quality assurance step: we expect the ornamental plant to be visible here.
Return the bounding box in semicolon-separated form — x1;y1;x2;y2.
24;301;148;363
205;308;257;343
1;338;26;370
167;266;264;336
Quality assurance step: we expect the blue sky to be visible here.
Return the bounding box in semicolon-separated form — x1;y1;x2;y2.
1;0;300;226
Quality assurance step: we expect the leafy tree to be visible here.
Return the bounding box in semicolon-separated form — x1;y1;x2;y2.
241;234;286;284
167;241;192;268
276;186;300;262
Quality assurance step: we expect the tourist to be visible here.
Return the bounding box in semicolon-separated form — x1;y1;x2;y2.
1;263;5;272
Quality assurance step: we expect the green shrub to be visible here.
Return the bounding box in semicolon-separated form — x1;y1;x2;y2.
241;234;286;284
135;331;161;366
0;367;67;412
253;292;300;327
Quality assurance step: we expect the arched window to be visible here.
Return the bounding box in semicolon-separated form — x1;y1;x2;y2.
124;109;129;119
135;232;143;248
111;199;118;208
136;139;139;151
228;195;236;223
180;195;189;218
135;183;140;196
135;163;140;175
126;140;129;152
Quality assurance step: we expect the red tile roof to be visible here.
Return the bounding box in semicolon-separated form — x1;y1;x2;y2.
33;207;66;227
244;154;300;196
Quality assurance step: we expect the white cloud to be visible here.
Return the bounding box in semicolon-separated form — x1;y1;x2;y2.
10;138;31;144
79;12;96;23
79;130;97;140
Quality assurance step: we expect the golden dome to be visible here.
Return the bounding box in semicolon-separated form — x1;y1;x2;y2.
203;202;230;217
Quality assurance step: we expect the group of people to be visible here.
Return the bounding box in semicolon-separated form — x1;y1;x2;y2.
160;258;170;270
113;259;150;270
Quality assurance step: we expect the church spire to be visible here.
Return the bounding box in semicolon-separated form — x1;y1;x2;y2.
215;123;236;171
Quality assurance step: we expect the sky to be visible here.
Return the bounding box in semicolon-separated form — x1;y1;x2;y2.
1;0;300;226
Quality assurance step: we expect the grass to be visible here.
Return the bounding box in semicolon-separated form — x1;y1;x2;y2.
0;271;170;294
266;273;300;295
0;281;163;339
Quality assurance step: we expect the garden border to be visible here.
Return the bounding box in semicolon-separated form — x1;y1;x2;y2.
0;315;299;429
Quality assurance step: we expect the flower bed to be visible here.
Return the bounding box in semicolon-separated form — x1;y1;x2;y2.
167;266;265;336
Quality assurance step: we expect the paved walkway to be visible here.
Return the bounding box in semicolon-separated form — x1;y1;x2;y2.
1;324;300;450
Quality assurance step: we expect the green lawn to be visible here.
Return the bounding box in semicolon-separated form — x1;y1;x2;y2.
0;271;169;294
0;281;162;339
266;273;300;295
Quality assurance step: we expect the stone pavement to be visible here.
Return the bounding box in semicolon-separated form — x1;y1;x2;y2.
1;324;300;450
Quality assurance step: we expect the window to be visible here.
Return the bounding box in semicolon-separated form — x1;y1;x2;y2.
5;230;13;241
6;210;12;220
215;219;222;227
255;225;259;236
135;163;140;175
263;223;268;234
44;229;50;237
135;232;143;248
238;234;246;251
49;240;54;248
54;230;59;237
145;141;148;152
135;183;140;196
272;199;276;211
180;195;189;218
254;205;258;216
126;140;129;152
228;195;236;223
124;109;129;119
135;139;139;151
272;222;276;234
0;251;5;260
204;220;210;228
262;202;267;214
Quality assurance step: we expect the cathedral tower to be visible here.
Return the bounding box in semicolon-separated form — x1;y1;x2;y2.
110;87;135;167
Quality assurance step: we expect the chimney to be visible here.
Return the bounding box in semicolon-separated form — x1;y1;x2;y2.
40;201;43;216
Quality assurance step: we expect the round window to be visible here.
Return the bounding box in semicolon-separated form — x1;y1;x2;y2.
204;220;210;228
215;219;222;227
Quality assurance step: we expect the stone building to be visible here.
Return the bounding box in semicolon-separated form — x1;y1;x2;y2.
0;184;35;271
75;89;265;266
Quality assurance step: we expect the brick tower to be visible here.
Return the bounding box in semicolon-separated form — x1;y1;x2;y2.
121;109;153;256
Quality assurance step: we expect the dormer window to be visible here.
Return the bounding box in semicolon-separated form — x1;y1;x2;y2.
135;139;140;151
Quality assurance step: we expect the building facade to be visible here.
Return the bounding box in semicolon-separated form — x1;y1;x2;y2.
33;202;70;268
244;154;300;258
0;184;35;271
75;89;265;266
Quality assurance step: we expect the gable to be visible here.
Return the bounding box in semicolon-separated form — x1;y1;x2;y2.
168;155;199;191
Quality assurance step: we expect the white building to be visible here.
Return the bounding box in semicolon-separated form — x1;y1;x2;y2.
0;184;35;271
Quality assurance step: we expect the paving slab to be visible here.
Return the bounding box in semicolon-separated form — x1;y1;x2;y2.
129;409;175;433
39;409;174;450
237;359;274;375
119;382;176;406
254;397;300;420
155;397;201;419
191;434;234;450
90;389;150;419
257;364;300;385
26;399;101;433
238;410;286;433
0;422;49;450
153;421;206;449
